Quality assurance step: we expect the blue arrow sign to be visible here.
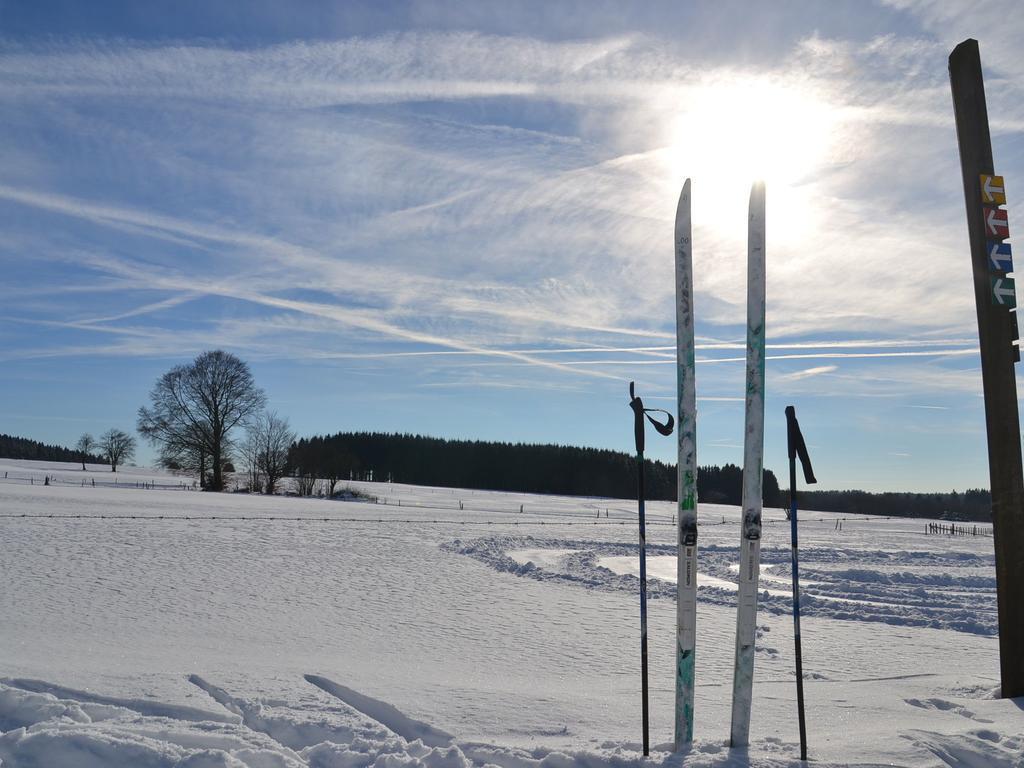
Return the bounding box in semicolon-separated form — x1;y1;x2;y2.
989;241;1014;272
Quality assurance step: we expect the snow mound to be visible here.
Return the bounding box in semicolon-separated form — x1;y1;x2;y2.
3;678;240;724
189;675;390;750
305;675;454;749
0;681;302;767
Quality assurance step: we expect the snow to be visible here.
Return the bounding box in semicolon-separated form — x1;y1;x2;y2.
1;458;1022;767
303;677;453;749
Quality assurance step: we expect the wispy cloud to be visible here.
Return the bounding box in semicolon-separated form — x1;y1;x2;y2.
778;365;838;381
1;17;1017;491
0;29;1000;355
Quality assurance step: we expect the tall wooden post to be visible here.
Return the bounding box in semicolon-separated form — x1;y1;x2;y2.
949;38;1024;698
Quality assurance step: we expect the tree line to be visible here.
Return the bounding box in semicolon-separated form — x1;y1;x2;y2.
289;431;993;520
1;349;998;521
792;487;992;522
0;431;137;471
0;433;106;464
288;431;782;504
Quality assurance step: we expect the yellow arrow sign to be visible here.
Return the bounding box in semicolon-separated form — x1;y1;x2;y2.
981;174;1006;205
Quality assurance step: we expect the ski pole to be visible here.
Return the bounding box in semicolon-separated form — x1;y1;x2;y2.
785;405;817;762
628;382;674;757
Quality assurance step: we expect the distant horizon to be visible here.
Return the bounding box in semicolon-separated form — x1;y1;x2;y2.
0;427;995;497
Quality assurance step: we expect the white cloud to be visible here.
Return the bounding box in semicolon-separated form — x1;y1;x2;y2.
0;24;1017;393
778;365;839;381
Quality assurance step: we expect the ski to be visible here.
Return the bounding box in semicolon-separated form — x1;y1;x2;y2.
674;178;698;748
729;181;767;747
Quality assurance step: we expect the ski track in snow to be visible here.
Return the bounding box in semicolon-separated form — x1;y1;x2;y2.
0;675;467;768
1;459;1020;767
1;678;239;724
0;676;807;768
2;676;1021;768
304;674;454;748
188;674;389;750
453;536;998;636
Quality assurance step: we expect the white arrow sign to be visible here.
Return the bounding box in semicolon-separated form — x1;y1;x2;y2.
989;242;1013;271
987;207;1009;233
983;176;1005;202
993;278;1016;305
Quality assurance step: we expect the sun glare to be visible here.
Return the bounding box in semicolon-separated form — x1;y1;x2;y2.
664;77;837;241
668;77;834;185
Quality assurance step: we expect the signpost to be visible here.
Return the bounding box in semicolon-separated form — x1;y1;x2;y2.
982;174;1006;205
949;38;1024;699
984;207;1010;239
988;242;1013;272
991;277;1016;308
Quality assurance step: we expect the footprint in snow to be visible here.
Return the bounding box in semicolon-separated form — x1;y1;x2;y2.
904;697;995;724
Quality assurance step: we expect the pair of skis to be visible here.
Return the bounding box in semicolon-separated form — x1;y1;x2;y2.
673;180;765;749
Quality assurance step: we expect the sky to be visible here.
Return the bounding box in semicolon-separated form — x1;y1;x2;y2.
2;0;1023;493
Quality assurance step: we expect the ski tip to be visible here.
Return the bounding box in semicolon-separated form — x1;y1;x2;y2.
675;180;692;242
749;181;766;216
676;179;691;208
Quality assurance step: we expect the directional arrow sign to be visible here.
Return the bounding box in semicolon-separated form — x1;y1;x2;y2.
981;174;1007;205
984;206;1010;239
992;276;1017;308
989;241;1014;272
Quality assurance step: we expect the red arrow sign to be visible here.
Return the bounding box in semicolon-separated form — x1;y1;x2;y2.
984;206;1009;238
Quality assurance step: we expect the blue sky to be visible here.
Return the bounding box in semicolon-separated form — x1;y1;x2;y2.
2;0;1023;492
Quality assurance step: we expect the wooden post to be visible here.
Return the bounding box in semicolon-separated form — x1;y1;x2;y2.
949;38;1024;698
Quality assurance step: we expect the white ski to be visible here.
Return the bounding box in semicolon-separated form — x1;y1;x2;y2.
729;181;767;747
674;178;698;748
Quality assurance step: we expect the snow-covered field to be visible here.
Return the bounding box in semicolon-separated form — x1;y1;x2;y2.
0;458;1020;767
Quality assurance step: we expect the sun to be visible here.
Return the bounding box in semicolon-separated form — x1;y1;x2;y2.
662;75;838;240
667;76;836;186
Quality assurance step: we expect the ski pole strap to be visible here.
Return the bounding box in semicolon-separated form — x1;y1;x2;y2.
644;408;674;436
629;382;645;453
785;406;817;485
629;382;675;454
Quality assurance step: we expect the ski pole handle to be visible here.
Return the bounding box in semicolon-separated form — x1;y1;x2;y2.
629;381;645;454
785;406;817;485
629;382;675;455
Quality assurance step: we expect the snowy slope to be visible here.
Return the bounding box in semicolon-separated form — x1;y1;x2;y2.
0;459;1021;767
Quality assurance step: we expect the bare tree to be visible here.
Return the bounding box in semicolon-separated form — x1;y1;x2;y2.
239;428;262;493
99;429;136;472
138;350;265;491
75;433;96;471
247;411;295;494
294;473;317;497
151;420;212;486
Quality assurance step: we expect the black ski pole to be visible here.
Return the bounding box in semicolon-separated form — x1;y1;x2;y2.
628;382;673;757
785;405;817;762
